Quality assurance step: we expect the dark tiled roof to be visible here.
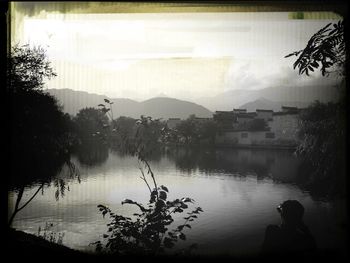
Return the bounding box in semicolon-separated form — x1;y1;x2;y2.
256;109;273;112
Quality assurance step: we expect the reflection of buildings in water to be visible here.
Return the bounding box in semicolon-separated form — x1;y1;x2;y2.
168;148;301;185
213;149;301;183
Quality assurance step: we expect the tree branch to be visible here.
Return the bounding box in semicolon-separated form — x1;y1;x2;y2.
17;183;45;213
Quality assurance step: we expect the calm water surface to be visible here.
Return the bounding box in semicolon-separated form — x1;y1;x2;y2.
8;148;347;256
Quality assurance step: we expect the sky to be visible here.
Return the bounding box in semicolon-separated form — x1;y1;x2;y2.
12;6;343;102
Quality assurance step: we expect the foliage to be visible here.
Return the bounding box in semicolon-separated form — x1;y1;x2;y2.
37;222;65;245
93;103;203;256
9;44;77;183
196;119;218;144
94;190;203;255
111;116;137;142
286;21;346;198
73;107;110;143
285;21;345;76
175;115;199;144
7;44;57;93
161;126;181;146
8;44;79;225
296;100;346;197
172;115;218;145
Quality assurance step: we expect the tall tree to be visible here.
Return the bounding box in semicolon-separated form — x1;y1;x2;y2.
73;107;110;143
8;44;77;225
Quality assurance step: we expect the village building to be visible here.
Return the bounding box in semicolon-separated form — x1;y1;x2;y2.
215;106;301;148
233;109;247;114
256;109;273;121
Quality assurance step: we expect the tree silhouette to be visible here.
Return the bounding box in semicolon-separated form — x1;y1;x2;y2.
8;44;57;93
8;44;78;225
73;107;110;143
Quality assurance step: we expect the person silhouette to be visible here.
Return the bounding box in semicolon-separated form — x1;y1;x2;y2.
262;200;317;256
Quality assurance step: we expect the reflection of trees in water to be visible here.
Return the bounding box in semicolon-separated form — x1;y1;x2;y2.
74;140;109;167
111;146;163;163
9;150;79;226
10;149;72;190
166;147;300;182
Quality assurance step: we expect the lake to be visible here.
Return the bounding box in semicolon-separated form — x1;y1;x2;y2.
8;147;347;256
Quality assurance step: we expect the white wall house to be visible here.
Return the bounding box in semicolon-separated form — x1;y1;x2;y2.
215;107;301;148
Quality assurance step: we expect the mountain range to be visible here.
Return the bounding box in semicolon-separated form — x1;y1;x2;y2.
239;98;311;112
46;89;213;119
47;84;340;119
195;85;340;111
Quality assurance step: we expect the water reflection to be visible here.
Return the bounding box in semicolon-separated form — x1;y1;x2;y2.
8;147;347;256
9;148;71;191
165;148;301;184
75;140;109;167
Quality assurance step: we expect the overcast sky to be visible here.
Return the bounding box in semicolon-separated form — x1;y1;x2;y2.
14;10;343;101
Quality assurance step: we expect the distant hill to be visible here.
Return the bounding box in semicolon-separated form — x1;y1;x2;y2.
46;89;212;119
239;98;311;112
195;85;340;111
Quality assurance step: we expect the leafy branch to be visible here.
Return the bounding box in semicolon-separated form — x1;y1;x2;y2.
285;21;345;76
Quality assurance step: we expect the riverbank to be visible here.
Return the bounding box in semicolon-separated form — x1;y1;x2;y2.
7;228;346;262
7;228;90;258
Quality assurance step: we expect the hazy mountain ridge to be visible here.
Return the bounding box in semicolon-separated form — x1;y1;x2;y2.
195;85;340;111
46;89;213;119
239;98;311;112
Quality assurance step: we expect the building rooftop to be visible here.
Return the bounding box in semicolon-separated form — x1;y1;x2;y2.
256;109;273;112
273;111;299;116
215;111;234;114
